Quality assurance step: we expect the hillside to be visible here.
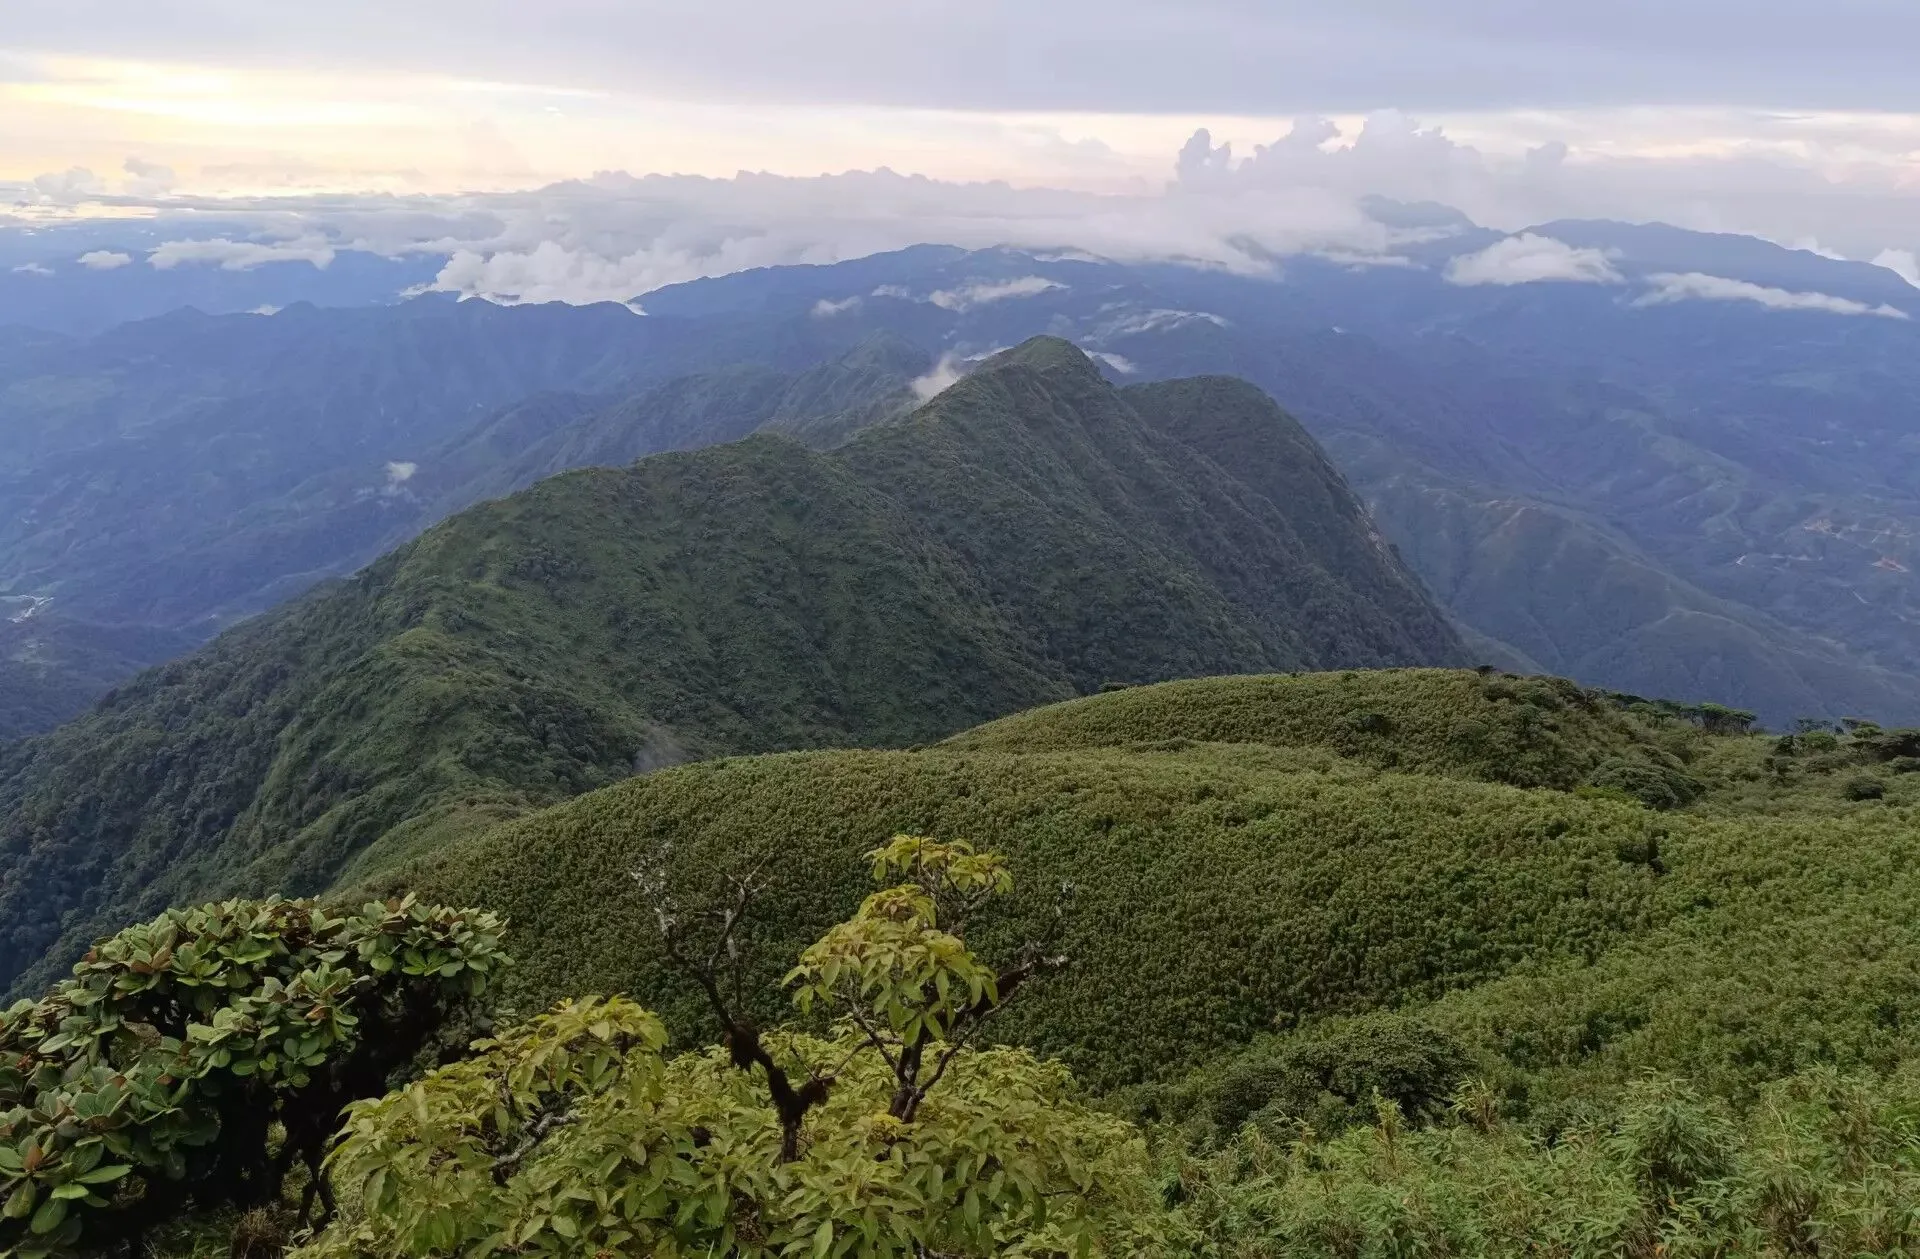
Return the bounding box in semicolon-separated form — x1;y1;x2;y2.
0;337;925;738
383;665;1920;1109
0;338;1461;995
0;605;198;743
945;668;1678;790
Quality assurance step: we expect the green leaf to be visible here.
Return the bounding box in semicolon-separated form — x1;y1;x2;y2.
28;1195;66;1235
812;1220;834;1258
77;1164;131;1185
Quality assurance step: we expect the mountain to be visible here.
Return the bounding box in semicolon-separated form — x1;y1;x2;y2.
617;238;1920;725
0;338;1462;995
12;220;1920;730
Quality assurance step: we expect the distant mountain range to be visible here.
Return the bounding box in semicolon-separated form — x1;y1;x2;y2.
3;208;1919;731
0;339;1460;995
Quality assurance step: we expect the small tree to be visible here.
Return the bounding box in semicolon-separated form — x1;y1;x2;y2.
0;896;507;1258
301;839;1167;1257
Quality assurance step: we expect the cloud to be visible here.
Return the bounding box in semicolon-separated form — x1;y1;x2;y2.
122;157;176;198
250;305;282;316
1875;249;1920;289
4;114;1916;313
1089;351;1138;374
927;275;1064;311
1635;272;1910;319
383;461;419;494
810;296;861;317
1096;308;1230;338
9;263;54;276
149;237;338;271
77;250;133;270
1445;233;1623;286
388;168;1385;306
29;167;103;203
910;353;965;400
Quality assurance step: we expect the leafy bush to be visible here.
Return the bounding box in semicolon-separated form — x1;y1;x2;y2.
1854;727;1920;761
0;896;505;1258
1844;776;1887;801
299;842;1168;1258
1585;757;1705;810
1204;1013;1473;1136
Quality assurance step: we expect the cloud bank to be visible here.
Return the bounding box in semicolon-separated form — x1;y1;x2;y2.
6;114;1919;312
77;250;133;270
1446;234;1622;286
1635;272;1911;319
927;276;1064;311
148;237;337;271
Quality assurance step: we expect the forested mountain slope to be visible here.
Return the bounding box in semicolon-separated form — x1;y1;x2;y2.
0;338;1460;995
0;332;924;738
621;240;1920;725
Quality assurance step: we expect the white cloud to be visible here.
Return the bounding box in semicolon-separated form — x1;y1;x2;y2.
871;285;913;299
121;157;176;198
391;166;1386;305
149;237;337;271
29;167;103;202
9;262;53;276
1096;308;1230;338
910;353;965;400
4;115;1917;315
810;296;861;317
1445;233;1622;286
1635;272;1911;319
1089;351;1139;374
383;461;419;493
76;250;133;270
927;275;1064;311
1875;248;1920;289
250;304;281;315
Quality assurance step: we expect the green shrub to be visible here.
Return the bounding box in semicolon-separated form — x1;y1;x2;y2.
298;843;1170;1258
1172;1069;1920;1258
1206;1013;1473;1135
1585;758;1704;810
1844;776;1887;801
0;897;505;1258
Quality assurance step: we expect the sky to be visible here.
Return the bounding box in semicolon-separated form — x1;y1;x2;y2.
5;1;1919;300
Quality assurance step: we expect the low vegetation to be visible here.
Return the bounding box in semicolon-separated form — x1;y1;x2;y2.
7;667;1919;1256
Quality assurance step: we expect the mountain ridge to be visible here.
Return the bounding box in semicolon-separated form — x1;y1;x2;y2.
0;338;1460;996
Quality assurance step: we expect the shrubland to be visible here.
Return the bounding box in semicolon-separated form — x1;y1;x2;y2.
10;666;1920;1256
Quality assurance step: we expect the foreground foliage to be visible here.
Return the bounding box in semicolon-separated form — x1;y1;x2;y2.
300;840;1166;1258
0;897;505;1257
1172;1069;1920;1257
